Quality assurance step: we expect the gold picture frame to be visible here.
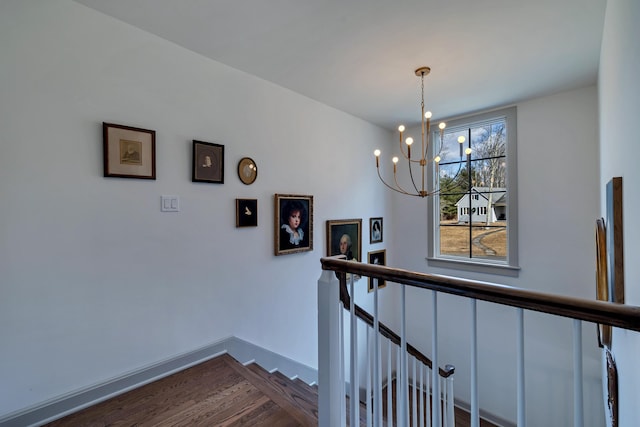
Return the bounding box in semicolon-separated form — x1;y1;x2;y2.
238;157;257;185
274;194;313;256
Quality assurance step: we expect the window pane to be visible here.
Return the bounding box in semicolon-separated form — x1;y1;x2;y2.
436;128;467;163
471;225;507;261
439;223;470;257
470;121;506;161
439;193;462;222
438;162;471;194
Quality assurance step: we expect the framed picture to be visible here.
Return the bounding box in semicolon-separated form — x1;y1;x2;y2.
238;157;258;185
606;177;624;304
326;219;362;262
367;249;387;292
370;217;383;243
595;218;611;348
192;140;224;183
274;194;313;256
103;122;156;179
236;199;258;228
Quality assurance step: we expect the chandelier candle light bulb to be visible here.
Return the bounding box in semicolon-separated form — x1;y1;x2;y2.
373;66;471;198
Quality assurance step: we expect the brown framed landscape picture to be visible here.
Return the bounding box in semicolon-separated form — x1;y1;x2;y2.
103;122;156;179
367;249;387;292
193;140;224;183
326;218;362;262
274;194;313;256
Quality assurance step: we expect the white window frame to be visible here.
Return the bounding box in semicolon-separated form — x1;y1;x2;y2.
427;106;520;276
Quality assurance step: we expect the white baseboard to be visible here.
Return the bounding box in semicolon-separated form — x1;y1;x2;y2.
0;336;317;427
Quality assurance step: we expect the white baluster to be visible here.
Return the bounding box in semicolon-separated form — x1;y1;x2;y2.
349;275;358;427
367;327;372;427
339;294;346;426
374;280;382;426
517;308;525;427
446;375;455;427
400;285;408;426
397;346;402;427
432;291;440;427
366;326;373;427
470;299;479;427
412;356;418;426
425;367;430;427
573;319;584;427
387;339;393;427
420;362;425;427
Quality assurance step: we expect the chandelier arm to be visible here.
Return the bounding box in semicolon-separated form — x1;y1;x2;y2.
389;165;418;196
377;167;411;196
406;157;422;195
398;146;424;164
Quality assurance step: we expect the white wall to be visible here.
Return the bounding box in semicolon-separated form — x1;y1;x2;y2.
599;1;640;426
0;1;392;417
388;86;602;426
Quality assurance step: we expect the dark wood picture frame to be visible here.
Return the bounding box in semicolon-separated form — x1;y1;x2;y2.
103;122;156;179
326;218;362;262
274;194;313;256
367;249;387;292
236;199;258;228
192;140;224;183
370;217;383;243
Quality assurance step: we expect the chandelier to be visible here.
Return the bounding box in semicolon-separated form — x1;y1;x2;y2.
374;66;471;198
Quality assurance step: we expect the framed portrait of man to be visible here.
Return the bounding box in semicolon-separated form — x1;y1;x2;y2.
326;219;362;262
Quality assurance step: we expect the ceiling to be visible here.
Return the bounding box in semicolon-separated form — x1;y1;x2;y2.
74;0;607;130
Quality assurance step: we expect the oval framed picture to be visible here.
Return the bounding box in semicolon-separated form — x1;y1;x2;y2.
238;157;257;185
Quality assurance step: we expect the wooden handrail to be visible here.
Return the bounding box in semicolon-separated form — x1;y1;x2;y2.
322;257;640;332
337;273;455;378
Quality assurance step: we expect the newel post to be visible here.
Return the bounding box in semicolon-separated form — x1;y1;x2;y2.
317;269;345;427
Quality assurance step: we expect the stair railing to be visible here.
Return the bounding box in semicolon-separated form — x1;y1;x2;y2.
337;270;455;427
318;256;640;427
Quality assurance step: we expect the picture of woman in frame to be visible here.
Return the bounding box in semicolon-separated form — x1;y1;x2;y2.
280;199;309;250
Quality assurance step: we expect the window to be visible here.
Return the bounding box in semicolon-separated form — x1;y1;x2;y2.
427;107;519;275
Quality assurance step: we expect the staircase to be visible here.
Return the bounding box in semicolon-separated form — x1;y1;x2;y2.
45;353;321;426
43;351;496;427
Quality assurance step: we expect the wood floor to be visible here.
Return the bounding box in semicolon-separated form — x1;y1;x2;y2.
44;354;498;426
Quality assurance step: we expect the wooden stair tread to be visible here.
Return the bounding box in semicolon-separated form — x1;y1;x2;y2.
238;359;319;424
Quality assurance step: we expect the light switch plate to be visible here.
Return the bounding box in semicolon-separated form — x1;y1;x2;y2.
161;195;180;212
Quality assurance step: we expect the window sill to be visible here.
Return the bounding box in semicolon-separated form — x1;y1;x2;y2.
426;256;520;277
